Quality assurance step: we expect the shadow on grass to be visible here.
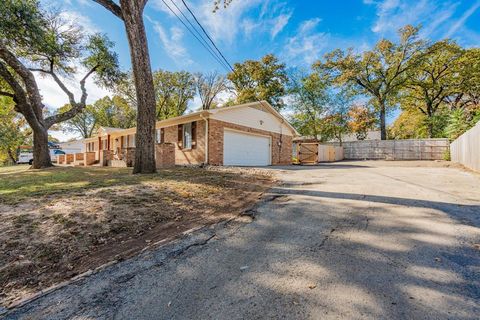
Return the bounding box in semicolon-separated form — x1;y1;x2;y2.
0;166;255;205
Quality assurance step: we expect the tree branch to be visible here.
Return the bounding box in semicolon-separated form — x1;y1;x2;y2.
140;0;149;10
45;66;98;127
0;40;44;120
0;61;45;132
92;0;123;20
79;65;98;105
0;90;15;98
49;71;76;105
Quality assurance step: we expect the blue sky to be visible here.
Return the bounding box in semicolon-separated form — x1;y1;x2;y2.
42;0;480;140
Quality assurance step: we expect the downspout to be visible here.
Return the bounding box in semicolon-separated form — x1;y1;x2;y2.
200;113;209;165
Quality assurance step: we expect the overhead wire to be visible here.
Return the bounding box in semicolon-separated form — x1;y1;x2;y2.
160;0;231;72
180;0;234;72
165;0;277;128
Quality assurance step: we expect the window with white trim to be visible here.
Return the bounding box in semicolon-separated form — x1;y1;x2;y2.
155;129;164;143
183;123;192;149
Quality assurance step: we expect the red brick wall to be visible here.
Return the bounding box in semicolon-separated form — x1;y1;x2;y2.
208;119;293;166
155;143;175;168
162;120;206;165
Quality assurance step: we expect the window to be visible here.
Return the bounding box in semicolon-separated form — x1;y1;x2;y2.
54;150;66;155
155;129;164;143
183;123;192;149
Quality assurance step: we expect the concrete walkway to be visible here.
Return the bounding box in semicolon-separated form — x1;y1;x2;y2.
4;161;480;319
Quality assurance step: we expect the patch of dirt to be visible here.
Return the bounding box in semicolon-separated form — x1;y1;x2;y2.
0;167;274;307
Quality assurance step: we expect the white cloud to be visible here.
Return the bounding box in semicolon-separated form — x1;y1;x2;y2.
445;0;480;38
241;19;262;38
59;11;99;34
366;0;457;37
365;0;480;45
194;0;262;43
152;0;293;44
298;17;321;34
282;18;329;66
270;13;292;39
147;17;193;66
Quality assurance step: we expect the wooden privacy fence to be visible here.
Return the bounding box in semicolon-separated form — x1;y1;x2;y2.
297;143;344;164
342;139;449;160
297;143;318;164
450;121;480;172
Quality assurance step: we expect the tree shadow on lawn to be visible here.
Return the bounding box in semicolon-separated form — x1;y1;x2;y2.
0;166;272;308
0;166;266;205
5;185;480;319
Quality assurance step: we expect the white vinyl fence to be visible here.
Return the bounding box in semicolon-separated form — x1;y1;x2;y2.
450;121;480;172
342;139;449;160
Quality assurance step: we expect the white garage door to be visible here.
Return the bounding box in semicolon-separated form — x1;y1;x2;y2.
223;130;271;166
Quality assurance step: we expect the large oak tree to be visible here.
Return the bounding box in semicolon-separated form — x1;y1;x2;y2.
319;25;427;140
0;0;119;168
401;40;464;137
228;54;288;111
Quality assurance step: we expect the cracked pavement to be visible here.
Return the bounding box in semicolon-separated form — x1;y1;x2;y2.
4;161;480;319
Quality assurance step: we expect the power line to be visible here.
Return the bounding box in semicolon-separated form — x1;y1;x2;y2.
166;0;274;116
166;0;230;72
160;0;231;72
166;0;228;69
180;0;234;72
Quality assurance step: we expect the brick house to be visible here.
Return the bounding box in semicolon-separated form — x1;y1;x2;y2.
80;101;297;167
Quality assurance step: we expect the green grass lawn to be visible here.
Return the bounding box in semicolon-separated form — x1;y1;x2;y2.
0;164;273;307
0;165;244;205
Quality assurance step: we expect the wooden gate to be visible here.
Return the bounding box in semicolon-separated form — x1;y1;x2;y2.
298;143;319;164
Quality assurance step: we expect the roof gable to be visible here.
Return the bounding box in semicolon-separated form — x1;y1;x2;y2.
209;101;298;136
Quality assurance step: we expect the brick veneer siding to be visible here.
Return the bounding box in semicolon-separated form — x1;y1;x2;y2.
163;120;207;165
57;154;65;165
84;152;96;166
208;119;293;166
65;154;74;164
155;143;175;168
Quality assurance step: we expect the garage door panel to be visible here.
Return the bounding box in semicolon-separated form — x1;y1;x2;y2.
223;130;271;166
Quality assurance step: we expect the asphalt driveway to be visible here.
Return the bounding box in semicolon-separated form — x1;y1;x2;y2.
4;161;480;319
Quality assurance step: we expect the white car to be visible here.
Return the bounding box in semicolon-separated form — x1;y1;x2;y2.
17;149;66;165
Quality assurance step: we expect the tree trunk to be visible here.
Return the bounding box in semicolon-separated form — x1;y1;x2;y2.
32;125;52;168
427;105;434;139
427;123;434;138
7;149;17;164
120;0;156;174
379;102;387;140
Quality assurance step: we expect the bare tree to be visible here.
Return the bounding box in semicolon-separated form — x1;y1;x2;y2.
195;72;227;110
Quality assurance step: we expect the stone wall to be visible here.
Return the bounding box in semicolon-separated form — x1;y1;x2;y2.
208;119;293;166
100;150;114;166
